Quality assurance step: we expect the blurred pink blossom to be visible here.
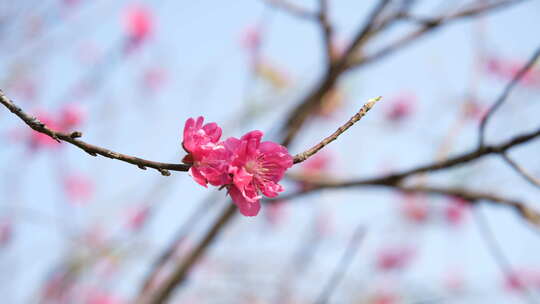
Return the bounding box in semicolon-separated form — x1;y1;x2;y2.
486;57;540;88
123;4;153;51
240;25;261;52
400;193;429;224
0;220;13;248
142;66;168;92
59;103;86;130
444;197;469;227
85;289;125;304
126;205;152;231
370;290;398;304
463;98;488;122
265;199;288;226
29;111;62;149
376;246;415;271
315;209;335;237
63;174;94;205
385;91;416;122
503;268;540;293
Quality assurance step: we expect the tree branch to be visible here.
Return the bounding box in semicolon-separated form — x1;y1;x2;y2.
261;0;316;20
0;90;189;176
317;0;334;65
315;224;366;304
473;208;539;304
280;0;392;146
293;96;381;164
348;0;529;69
501;153;540;189
478;43;540;147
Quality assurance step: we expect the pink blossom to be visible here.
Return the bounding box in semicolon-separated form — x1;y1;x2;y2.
265;199;288;226
225;131;292;216
444;269;466;293
123;4;153;51
30;111;61;149
63;174;94;205
126;205;151;231
503;268;540;292
385;91;416;122
182;117;230;187
240;25;261;52
400;193;429;224
182;117;292;216
315;210;335;237
370;290;398;304
22;106;85;151
85;290;125;304
59;103;86;130
142;66;168;92
505;270;528;292
463;99;488;122
298;151;333;191
376;246;415;271
0;220;13;248
444;197;469;227
486;57;540;88
302;151;332;175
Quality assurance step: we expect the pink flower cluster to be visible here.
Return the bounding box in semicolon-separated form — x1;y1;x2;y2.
182;117;293;216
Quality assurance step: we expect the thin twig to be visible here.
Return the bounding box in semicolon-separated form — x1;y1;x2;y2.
0;90;189;176
279;177;540;229
501;153;540;189
315;225;366;304
289;125;540;190
317;0;334;65
136;203;237;304
473;208;538;304
348;0;528;70
478;43;540;147
293;96;381;164
281;0;392;146
261;0;316;20
138;192;221;294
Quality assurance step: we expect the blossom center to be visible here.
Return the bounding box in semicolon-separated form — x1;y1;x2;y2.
245;160;259;174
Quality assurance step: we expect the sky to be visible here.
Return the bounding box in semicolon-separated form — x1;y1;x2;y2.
1;0;540;303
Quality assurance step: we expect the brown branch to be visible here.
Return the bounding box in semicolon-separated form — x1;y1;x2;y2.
0;90;190;176
136;203;237;304
348;0;528;69
281;0;392;146
132;2;531;302
317;0;334;65
136;97;382;303
284;124;540;196
478;43;540;147
138;192;220;294
293;96;381;164
261;0;316;20
400;185;540;228
502;153;540;189
281;177;540;229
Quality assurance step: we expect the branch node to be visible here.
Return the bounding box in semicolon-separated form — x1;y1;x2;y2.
158;169;171;176
70;131;83;139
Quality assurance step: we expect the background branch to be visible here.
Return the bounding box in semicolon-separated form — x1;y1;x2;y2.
501;153;540;189
0;90;189;176
478;43;540;147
